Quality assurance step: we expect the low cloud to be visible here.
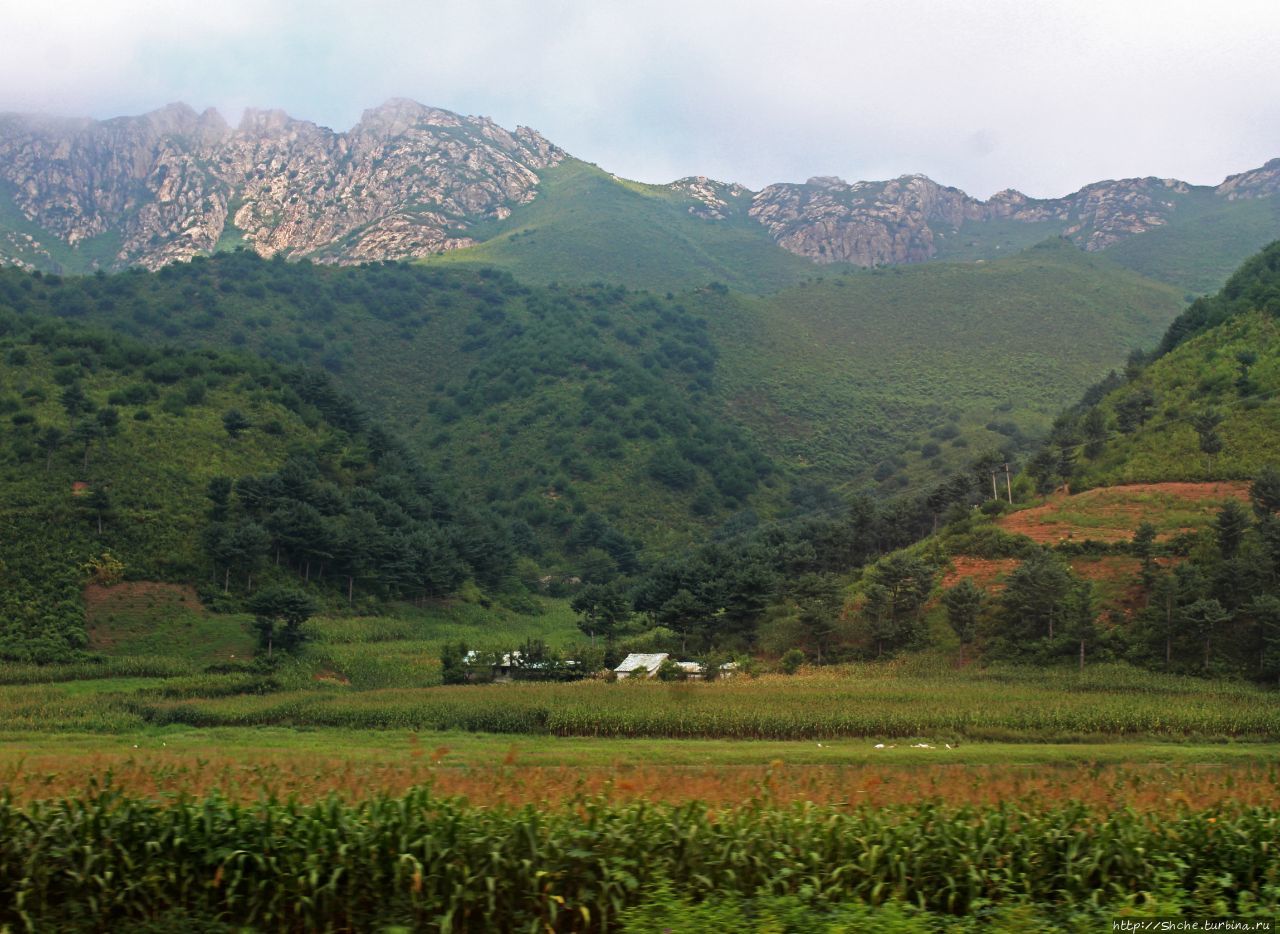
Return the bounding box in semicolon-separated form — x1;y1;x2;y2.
3;0;1278;197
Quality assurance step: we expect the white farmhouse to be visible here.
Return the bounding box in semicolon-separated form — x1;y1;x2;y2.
613;653;669;678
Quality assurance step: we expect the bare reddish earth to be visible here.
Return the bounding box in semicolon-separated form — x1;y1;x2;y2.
997;482;1250;544
941;557;1020;592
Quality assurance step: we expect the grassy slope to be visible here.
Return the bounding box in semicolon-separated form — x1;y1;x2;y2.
425;160;816;293
699;240;1185;491
427;161;1280;300
1103;193;1280;296
0;345;335;570
75;591;581;687
1080;311;1280;485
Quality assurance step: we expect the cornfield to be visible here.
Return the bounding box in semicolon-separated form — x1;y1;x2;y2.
123;670;1280;740
1;788;1276;931
3;662;1276;741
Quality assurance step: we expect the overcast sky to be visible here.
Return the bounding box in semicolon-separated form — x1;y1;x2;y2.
3;0;1278;198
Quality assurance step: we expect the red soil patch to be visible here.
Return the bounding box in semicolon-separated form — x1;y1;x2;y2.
997;482;1250;545
941;557;1020;592
84;582;204;648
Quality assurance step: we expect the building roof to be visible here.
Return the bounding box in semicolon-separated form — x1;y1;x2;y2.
614;652;669;673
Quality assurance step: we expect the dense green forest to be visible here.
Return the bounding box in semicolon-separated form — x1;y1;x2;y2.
0;315;518;661
0;254;781;563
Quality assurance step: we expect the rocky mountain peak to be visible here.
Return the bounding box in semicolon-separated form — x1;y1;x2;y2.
0;101;1276;274
1217;158;1280;200
749;161;1279;265
355;98;462;135
0;100;567;271
668;176;751;220
805;175;848;189
237;107;306;135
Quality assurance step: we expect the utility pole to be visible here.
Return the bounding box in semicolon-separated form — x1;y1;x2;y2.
1004;463;1013;503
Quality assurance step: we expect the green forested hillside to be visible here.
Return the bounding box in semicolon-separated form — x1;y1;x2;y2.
0;241;1194;555
697;239;1186;492
1069;311;1280;485
901;240;1280;679
1037;241;1280;488
425;160;816;293
0;255;781;564
0;317;517;661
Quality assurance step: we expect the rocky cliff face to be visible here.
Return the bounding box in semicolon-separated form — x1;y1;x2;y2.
1216;158;1280;201
0;99;1276;273
747;173;1219;265
0;99;563;271
749;175;982;265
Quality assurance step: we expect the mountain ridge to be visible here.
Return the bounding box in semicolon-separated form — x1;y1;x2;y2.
0;99;563;271
0;99;1278;283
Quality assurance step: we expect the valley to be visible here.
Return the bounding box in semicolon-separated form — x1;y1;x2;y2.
2;98;1280;932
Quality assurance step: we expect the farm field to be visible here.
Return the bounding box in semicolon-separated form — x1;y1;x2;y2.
4;592;1278;930
3;662;1278;739
1;776;1276;932
5;482;1279;930
3;728;1278;810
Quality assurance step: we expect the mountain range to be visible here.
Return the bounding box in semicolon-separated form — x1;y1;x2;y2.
2;100;1279;295
3;98;1280;672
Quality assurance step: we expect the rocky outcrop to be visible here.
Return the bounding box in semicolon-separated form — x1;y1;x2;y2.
667;176;751;220
750;175;982;264
1217;158;1280;200
748;172;1217;265
0;99;563;271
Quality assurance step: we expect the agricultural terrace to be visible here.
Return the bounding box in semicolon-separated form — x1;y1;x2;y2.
996;481;1249;544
